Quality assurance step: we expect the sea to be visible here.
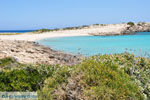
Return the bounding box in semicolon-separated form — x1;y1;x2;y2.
0;30;35;33
38;32;150;57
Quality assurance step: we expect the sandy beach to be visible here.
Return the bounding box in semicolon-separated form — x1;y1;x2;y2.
0;23;150;41
0;24;129;64
1;23;150;65
0;32;90;41
0;24;129;41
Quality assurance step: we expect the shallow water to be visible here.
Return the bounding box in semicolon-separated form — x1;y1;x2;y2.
38;32;150;57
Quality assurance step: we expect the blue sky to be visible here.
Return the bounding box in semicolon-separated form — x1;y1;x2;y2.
0;0;150;30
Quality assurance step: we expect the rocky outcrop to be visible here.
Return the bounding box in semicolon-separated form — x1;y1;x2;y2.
122;23;150;35
0;40;82;66
88;23;150;36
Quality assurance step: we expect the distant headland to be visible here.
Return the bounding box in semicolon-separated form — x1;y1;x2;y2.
0;22;150;41
31;22;150;35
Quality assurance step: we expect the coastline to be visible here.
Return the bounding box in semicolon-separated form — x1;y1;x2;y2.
0;40;82;66
0;28;91;65
0;23;150;65
0;31;90;41
0;24;150;99
0;24;130;41
0;23;131;41
0;23;150;41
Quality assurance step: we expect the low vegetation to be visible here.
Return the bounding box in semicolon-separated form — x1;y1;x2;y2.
137;22;146;26
32;24;110;34
31;25;91;33
0;53;149;100
127;22;135;27
0;33;24;35
31;29;58;33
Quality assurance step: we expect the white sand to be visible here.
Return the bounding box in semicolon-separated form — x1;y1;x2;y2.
0;31;90;41
0;24;128;41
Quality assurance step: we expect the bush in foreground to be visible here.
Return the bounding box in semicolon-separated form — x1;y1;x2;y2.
71;55;144;100
0;53;149;100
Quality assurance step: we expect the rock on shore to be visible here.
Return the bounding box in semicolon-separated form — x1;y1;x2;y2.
123;22;150;34
0;40;82;66
88;23;150;36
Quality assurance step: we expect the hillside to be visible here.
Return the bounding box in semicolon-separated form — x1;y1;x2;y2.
32;22;150;36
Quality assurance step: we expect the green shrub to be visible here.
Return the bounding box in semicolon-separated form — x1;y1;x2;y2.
38;66;71;100
0;54;149;100
0;57;16;67
93;24;100;26
73;55;144;100
127;22;135;27
137;22;146;26
0;67;42;91
32;29;52;33
0;60;56;92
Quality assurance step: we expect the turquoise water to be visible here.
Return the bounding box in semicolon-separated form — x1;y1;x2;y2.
38;32;150;57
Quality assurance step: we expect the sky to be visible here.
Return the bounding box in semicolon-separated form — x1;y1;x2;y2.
0;0;150;30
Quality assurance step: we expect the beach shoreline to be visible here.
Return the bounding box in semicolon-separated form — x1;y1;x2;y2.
0;23;150;65
0;23;133;41
0;31;90;41
0;23;150;41
0;27;92;65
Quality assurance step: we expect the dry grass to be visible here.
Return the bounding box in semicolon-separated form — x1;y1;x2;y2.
0;33;24;35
